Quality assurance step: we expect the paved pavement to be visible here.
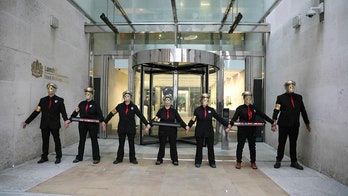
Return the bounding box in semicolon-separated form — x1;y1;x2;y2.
0;139;347;195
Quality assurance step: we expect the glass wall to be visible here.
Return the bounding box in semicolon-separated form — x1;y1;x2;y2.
92;32;264;52
104;58;129;138
90;31;266;143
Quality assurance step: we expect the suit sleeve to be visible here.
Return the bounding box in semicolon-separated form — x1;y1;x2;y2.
174;110;187;128
254;106;274;124
59;98;68;121
188;109;198;127
149;110;161;126
25;110;40;124
96;104;104;122
229;107;240;126
212;109;229;127
104;107;117;123
25;100;42;124
272;96;281;120
135;106;149;126
68;103;80;121
300;98;310;124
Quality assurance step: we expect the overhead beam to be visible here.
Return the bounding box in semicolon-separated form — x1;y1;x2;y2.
219;0;235;31
100;13;119;34
259;0;282;22
171;0;178;24
111;0;136;32
228;12;243;34
85;22;270;33
171;0;179;46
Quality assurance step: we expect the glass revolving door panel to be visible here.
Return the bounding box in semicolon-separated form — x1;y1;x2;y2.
132;49;220;145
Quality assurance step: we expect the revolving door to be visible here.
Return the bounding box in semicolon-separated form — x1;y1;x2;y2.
131;49;221;145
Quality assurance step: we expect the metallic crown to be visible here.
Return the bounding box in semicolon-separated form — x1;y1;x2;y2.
242;91;253;97
47;82;58;89
201;93;210;99
163;94;173;101
284;80;296;86
122;90;132;97
84;87;94;94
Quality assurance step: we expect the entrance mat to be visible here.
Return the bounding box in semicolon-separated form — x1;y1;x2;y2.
27;156;288;196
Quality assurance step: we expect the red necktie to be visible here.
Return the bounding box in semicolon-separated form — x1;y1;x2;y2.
166;109;170;119
125;105;129;115
290;95;295;108
204;107;207;118
48;97;52;109
85;102;89;112
247;105;252;120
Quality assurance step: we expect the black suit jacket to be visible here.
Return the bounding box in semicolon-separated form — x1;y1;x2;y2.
151;107;187;131
104;102;149;134
188;105;229;137
230;104;274;131
272;93;310;127
25;95;68;130
69;100;104;122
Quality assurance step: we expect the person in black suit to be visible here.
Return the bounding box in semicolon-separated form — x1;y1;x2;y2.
187;93;231;168
148;95;189;166
272;81;311;170
66;87;104;164
22;83;69;164
102;91;151;164
229;91;275;169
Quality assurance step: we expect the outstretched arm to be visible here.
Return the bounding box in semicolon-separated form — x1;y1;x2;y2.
23;104;42;128
104;108;117;124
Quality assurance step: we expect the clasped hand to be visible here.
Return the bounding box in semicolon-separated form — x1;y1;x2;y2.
225;124;232;133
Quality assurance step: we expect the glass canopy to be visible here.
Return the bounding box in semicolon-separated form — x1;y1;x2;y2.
69;0;279;33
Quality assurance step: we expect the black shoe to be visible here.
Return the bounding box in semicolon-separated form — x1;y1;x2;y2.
195;163;201;168
290;162;304;170
73;159;82;163
37;158;48;164
113;160;122;164
235;162;241;169
55;158;61;164
274;161;281;168
155;160;163;165
93;160;100;164
173;161;179;166
130;160;138;164
210;164;216;168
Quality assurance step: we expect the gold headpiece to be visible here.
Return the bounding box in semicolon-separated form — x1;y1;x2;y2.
242;91;253;97
163;95;173;101
122;90;132;97
84;87;94;94
47;82;57;90
201;93;210;99
284;80;296;86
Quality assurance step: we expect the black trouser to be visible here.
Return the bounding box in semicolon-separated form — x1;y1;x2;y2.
116;131;136;162
76;123;100;161
195;136;215;165
236;127;256;163
276;126;299;163
41;128;61;159
157;129;178;162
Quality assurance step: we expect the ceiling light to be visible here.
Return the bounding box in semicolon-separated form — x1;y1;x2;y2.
180;35;198;40
200;2;210;7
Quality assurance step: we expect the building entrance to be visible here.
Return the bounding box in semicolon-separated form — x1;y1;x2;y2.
131;49;222;145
